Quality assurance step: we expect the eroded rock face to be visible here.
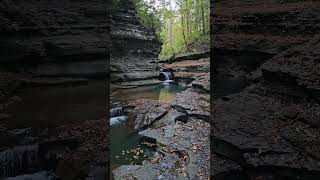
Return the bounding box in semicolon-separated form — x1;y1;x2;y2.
211;0;320;178
0;0;108;78
110;0;161;84
261;35;320;99
160;57;210;86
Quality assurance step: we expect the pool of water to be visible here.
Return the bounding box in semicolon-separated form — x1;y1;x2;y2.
110;82;185;169
111;82;185;103
6;81;106;130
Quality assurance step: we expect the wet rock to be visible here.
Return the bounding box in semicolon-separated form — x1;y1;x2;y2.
128;99;170;130
153;109;184;127
6;171;57;180
171;88;210;118
112;165;158;180
138;118;210;179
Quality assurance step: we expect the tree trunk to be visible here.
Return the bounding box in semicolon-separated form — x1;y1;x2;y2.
201;1;206;34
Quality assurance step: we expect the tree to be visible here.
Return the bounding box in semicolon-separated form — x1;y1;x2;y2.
134;0;210;60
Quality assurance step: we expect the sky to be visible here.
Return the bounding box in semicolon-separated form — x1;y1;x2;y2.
143;0;179;11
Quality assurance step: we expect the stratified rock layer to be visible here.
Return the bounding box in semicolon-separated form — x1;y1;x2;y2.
0;0;108;78
212;0;320;179
110;0;161;84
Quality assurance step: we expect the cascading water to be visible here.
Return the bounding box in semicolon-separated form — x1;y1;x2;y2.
159;72;174;83
0;145;39;177
6;171;56;180
111;107;124;117
110;106;128;126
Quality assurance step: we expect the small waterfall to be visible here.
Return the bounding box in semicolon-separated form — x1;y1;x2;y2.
110;106;128;126
163;72;170;80
159;72;174;83
6;171;56;180
0;145;39;177
110;107;124;118
110;116;128;126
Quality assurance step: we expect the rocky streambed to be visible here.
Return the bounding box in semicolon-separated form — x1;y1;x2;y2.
111;54;210;179
0;79;108;179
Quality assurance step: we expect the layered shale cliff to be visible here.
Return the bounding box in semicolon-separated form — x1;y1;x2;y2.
212;0;320;179
110;0;161;85
0;0;108;78
0;0;109;179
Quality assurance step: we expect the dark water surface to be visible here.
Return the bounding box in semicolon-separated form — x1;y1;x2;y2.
111;82;185;169
6;81;106;130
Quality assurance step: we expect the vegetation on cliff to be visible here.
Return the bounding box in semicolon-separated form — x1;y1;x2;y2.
133;0;210;60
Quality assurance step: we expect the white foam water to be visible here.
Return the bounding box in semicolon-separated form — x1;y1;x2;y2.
0;145;39;177
6;171;56;180
110;116;128;126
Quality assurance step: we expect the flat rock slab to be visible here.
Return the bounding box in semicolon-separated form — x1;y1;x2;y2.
128;99;171;130
212;85;320;171
171;88;210;117
112;165;158;180
153;109;185;127
161;58;210;73
137;118;210;179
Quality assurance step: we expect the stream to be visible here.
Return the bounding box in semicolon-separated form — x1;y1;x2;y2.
110;82;185;169
1;80;106;178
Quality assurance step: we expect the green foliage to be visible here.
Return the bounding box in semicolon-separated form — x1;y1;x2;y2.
134;0;162;38
133;0;210;60
159;0;210;60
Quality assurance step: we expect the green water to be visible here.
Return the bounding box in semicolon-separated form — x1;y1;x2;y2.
110;82;185;169
111;83;185;103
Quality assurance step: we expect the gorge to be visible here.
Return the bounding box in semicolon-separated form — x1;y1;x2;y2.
110;0;210;179
211;0;320;179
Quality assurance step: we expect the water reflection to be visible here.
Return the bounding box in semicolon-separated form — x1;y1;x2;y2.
112;82;185;103
158;83;179;103
110;82;185;169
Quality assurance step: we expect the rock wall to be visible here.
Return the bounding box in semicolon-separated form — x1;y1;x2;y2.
0;1;109;179
0;0;108;78
110;0;161;83
212;0;320;179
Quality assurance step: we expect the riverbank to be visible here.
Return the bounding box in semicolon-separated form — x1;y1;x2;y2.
111;51;210;179
0;77;107;179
